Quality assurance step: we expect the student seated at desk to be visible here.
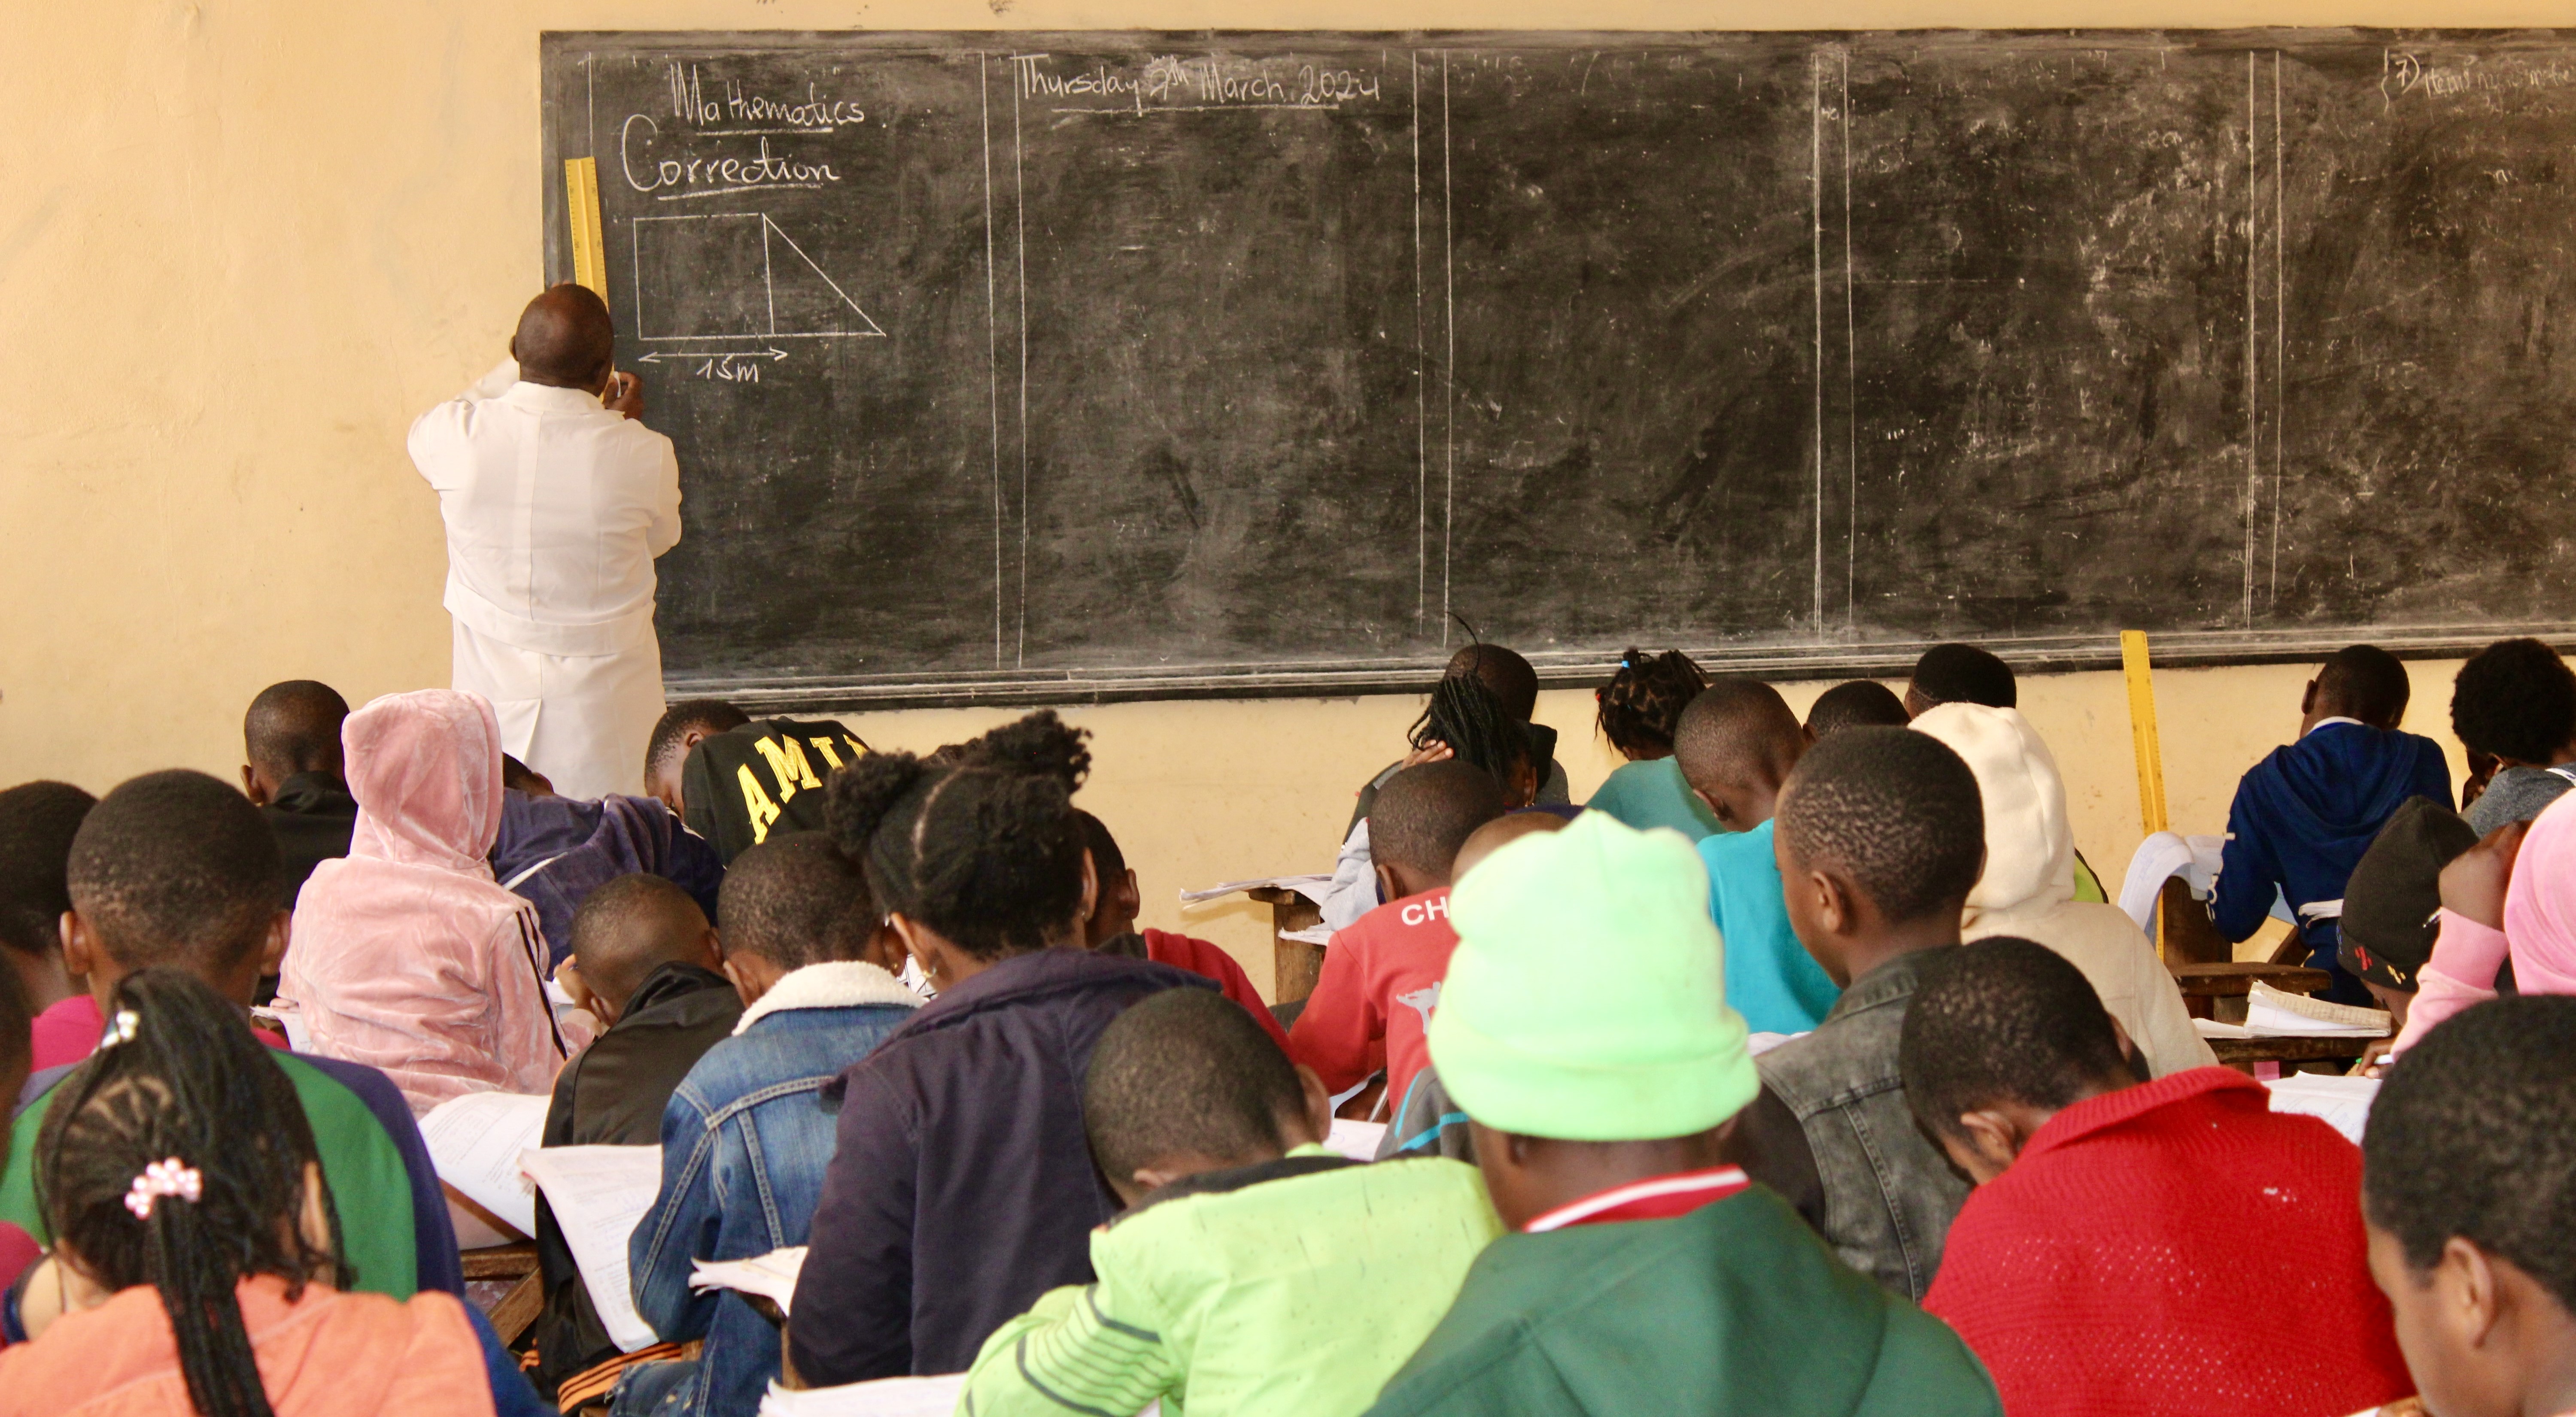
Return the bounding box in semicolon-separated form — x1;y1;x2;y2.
1674;678;1841;1034
1805;680;1911;739
532;876;741;1405
1323;677;1537;932
1345;645;1571;834
1905;938;2409;1417
963;988;1500;1417
1;780;98;1070
1364;811;2000;1417
2213;645;2450;1003
1076;810;1285;1047
1291;760;1506;1122
239;679;358;910
668;712;869;865
1581;648;1720;838
615;837;920;1417
2362;996;2576;1417
488;766;724;972
2385;793;2576;1062
786;713;1206;1384
640;698;748;818
1;970;547;1417
1910;703;2213;1077
1904;643;2018;718
279;689;570;1114
1;771;462;1303
1717;728;1980;1299
2451;637;2576;835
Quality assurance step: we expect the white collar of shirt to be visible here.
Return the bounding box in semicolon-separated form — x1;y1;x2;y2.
2304;716;2366;736
501;380;611;413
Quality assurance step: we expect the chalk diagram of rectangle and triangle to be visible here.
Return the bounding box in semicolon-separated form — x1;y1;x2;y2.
632;212;886;342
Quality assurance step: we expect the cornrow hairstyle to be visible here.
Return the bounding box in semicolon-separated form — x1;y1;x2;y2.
1445;643;1541;722
1775;727;1986;924
1085;987;1304;1186
39;968;346;1417
823;712;1094;960
2365;996;2576;1312
1595;649;1710;758
1408;676;1532;784
0;781;96;960
2451;638;2576;765
1898;938;2131;1144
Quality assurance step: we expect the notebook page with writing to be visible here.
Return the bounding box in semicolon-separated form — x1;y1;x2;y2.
418;1091;550;1238
520;1143;665;1351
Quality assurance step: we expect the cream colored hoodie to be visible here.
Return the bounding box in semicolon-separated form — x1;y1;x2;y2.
1912;704;2217;1077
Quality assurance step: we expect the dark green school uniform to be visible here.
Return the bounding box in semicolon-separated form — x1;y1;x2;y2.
1364;1186;2000;1417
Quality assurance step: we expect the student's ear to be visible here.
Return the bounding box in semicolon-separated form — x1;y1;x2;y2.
2301;677;2320;718
1945;1111;2024;1186
1292;1062;1334;1148
694;923;726;973
258;910;290;977
1373;863;1402;908
1115;868;1142;924
60;911;99;981
2431;1235;2506;1352
240;765;268;807
1072;849;1099;935
558;959;608;1026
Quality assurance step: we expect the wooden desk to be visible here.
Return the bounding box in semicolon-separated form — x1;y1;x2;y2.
2208;1035;2376;1069
462;1241;544;1346
1248;886;1326;1005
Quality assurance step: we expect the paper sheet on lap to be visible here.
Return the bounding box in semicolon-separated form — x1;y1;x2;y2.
691;1247;808;1315
758;1376;1159;1416
521;1143;665;1352
420;1091;550;1238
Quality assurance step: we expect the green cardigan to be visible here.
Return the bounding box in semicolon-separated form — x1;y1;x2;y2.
961;1146;1501;1417
1365;1186;2000;1417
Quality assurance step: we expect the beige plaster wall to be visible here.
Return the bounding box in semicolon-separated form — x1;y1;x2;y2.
2;1;2510;992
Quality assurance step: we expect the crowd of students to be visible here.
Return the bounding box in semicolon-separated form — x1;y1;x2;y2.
3;634;2576;1417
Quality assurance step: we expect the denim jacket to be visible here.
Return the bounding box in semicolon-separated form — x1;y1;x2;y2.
1748;949;1969;1300
612;963;923;1417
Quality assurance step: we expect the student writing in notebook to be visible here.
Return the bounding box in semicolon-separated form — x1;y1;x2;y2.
1716;728;1981;1299
1;969;549;1417
617;837;921;1417
1674;678;1841;1034
1290;760;1507;1122
0;771;463;1304
962;988;1500;1417
531;875;741;1405
786;714;1206;1384
1905;938;2408;1417
1364;811;1999;1417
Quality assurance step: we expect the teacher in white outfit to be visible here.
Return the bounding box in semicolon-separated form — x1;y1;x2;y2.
408;283;681;801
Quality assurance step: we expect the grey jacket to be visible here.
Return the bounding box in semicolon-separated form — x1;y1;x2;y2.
1731;949;1968;1300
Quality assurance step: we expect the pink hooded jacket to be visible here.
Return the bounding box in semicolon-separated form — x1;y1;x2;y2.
279;690;568;1113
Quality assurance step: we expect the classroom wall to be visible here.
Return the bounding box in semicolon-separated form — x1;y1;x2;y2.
2;0;2521;992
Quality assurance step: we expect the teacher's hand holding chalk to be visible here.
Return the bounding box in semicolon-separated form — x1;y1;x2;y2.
603;368;644;421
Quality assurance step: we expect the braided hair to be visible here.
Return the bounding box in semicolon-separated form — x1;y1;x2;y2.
38;968;346;1417
1409;675;1532;786
824;711;1094;960
1595;648;1709;759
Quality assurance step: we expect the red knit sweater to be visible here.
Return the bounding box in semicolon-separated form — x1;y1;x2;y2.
1924;1067;2412;1417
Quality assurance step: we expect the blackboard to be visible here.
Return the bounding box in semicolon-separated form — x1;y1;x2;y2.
539;30;2576;707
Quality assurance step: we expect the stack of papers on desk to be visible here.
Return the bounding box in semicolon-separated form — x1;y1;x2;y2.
2244;982;2391;1038
691;1247;807;1315
520;1144;666;1352
2265;1073;2381;1145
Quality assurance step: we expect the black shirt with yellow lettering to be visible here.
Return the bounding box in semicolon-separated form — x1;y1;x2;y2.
679;718;871;862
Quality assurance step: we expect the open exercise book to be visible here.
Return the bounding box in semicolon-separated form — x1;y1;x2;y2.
759;1376;1159;1416
419;1091;550;1239
520;1144;667;1353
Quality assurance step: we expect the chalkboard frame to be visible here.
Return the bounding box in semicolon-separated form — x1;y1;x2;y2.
542;29;2576;710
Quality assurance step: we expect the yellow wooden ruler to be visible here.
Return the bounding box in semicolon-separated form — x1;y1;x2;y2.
565;156;608;306
2122;629;2168;835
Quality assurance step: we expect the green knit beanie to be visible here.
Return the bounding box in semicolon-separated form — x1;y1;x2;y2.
1430;810;1758;1141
